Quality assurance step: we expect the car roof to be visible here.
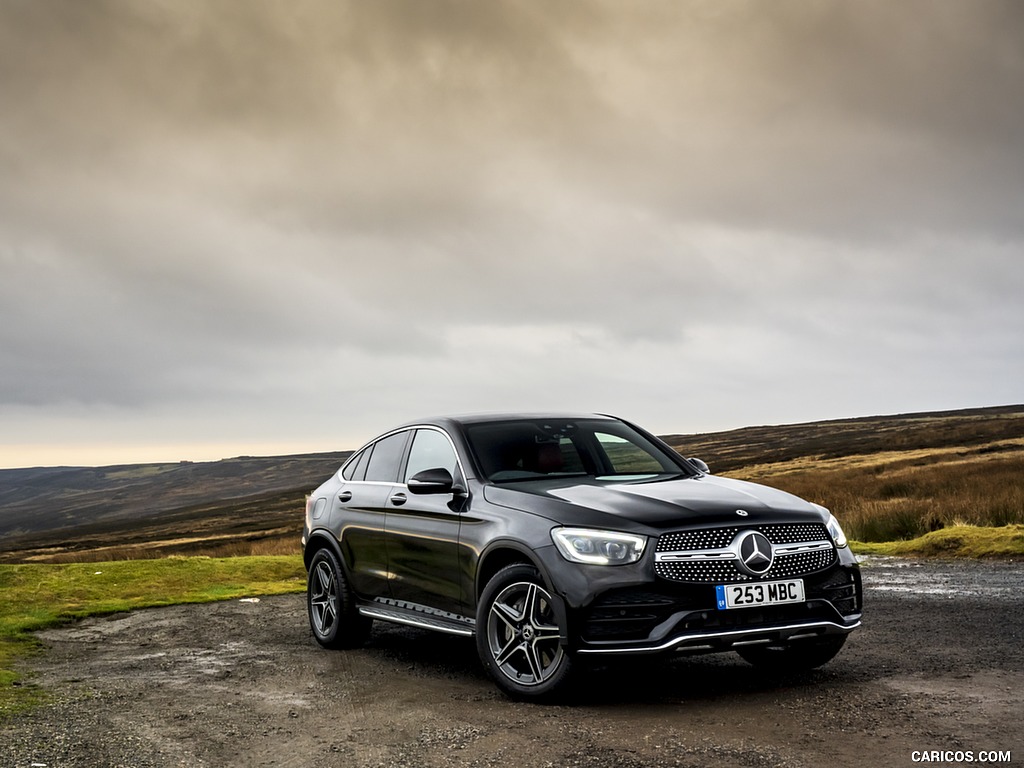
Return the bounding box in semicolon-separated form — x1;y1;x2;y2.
395;412;619;430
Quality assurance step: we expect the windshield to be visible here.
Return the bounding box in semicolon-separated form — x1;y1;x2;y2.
465;418;689;483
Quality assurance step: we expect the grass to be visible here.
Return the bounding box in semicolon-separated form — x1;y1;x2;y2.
725;440;1024;542
851;524;1024;559
25;530;303;564
0;555;305;716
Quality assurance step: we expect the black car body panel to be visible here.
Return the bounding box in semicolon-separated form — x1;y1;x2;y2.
302;413;862;697
483;474;824;530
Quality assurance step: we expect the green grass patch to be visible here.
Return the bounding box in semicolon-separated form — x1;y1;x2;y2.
851;524;1024;559
0;555;305;717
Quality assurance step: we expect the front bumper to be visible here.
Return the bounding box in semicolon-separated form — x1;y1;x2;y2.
537;544;863;657
573;565;861;656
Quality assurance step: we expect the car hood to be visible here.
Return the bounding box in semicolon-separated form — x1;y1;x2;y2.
483;474;825;530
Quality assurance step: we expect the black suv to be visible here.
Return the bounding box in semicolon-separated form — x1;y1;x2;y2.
302;414;862;699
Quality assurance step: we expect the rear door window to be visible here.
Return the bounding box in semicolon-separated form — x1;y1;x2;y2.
364;431;410;483
342;447;371;481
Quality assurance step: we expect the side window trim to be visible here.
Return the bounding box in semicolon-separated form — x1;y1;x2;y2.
341;425;466;486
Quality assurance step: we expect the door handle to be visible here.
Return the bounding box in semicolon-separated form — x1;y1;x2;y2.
338;490;352;502
390;492;407;506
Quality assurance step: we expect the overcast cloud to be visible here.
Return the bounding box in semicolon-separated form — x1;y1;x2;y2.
1;0;1022;467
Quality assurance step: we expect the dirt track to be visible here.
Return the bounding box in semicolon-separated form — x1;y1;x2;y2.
3;558;1022;768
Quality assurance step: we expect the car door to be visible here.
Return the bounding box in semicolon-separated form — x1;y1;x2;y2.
384;427;467;618
332;430;410;598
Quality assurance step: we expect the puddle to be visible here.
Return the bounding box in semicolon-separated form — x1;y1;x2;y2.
859;556;1022;599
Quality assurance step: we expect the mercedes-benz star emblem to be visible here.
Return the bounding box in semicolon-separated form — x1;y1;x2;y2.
737;531;774;576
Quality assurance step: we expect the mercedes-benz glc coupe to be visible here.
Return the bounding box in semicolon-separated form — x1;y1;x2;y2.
302;413;862;699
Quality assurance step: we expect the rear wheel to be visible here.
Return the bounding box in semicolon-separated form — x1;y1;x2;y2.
476;564;573;700
736;634;847;671
307;548;371;649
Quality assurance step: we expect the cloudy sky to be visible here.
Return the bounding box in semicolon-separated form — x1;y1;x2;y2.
1;0;1022;468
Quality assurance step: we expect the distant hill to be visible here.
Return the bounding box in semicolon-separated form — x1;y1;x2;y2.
0;452;350;562
1;404;1022;562
661;404;1024;473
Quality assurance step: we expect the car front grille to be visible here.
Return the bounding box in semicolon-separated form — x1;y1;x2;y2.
654;522;837;584
657;522;827;552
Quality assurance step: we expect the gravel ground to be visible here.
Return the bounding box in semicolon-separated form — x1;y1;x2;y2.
2;558;1022;768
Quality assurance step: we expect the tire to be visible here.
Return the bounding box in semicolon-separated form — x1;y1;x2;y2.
736;633;847;671
476;564;574;700
307;547;372;649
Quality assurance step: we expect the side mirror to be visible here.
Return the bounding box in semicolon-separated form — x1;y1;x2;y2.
688;457;710;474
408;467;456;495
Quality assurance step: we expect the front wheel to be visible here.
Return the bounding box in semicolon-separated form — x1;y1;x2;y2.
476;564;574;700
736;634;848;671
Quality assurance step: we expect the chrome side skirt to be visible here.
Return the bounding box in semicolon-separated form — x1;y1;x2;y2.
358;602;475;637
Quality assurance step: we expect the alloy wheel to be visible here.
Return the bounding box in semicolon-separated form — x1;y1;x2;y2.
309;560;339;638
485;580;564;686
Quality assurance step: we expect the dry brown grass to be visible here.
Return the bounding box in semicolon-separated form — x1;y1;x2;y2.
727;440;1024;542
17;530;302;564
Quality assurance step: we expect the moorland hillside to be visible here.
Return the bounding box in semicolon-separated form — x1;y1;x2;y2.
2;405;1021;562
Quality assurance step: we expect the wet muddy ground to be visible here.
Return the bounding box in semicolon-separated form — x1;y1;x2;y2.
2;558;1022;768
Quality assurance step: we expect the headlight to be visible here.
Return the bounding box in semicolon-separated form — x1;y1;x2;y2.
826;513;848;549
551;528;647;565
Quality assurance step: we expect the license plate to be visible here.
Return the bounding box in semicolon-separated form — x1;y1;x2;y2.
715;579;805;610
